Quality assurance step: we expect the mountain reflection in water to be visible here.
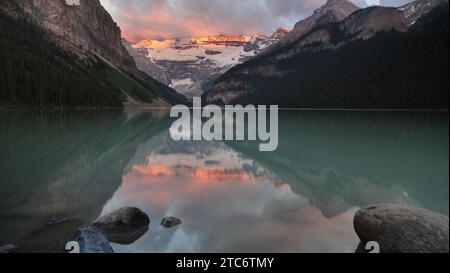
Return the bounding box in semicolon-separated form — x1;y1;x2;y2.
0;109;448;253
102;133;359;253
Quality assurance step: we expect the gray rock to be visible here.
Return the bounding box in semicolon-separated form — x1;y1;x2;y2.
354;204;449;253
161;217;182;228
71;227;113;253
0;244;16;253
48;216;68;225
92;207;150;244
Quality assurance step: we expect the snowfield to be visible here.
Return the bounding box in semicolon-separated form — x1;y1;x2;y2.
131;30;289;97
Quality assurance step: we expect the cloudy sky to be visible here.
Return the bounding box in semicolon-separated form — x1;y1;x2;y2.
100;0;413;42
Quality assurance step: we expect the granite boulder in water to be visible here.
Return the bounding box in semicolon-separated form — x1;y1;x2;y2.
161;217;182;228
92;207;150;244
354;204;449;253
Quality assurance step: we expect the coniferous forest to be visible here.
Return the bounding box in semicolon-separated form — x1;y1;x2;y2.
0;10;128;107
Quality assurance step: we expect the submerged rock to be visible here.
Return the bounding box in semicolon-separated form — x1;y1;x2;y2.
161;217;182;228
92;207;150;244
71;227;113;253
0;244;16;253
354;204;449;253
48;216;68;225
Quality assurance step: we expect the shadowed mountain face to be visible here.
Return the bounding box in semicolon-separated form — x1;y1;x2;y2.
122;39;171;86
204;0;449;109
0;109;170;252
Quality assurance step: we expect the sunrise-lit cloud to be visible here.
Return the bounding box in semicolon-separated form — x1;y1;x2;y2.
100;0;413;42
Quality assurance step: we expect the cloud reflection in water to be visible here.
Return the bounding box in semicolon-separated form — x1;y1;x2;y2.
101;138;360;253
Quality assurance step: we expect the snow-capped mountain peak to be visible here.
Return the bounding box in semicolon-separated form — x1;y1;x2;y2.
131;30;288;97
134;35;263;66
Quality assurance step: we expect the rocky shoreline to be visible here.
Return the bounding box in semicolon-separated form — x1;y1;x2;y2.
1;204;448;253
70;207;150;253
69;207;183;253
71;204;448;253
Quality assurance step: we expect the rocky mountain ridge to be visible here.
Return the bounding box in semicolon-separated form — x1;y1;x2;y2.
400;0;448;25
15;0;139;77
259;0;360;56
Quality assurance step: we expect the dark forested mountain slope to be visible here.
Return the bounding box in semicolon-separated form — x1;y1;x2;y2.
0;9;123;107
0;0;185;107
204;1;449;109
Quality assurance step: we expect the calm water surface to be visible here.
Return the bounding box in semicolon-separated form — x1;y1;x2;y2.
0;109;448;253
